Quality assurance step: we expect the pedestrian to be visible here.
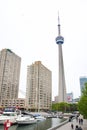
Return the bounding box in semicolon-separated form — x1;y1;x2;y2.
71;123;74;129
76;116;78;122
78;126;83;130
80;118;83;125
75;125;79;130
79;118;81;124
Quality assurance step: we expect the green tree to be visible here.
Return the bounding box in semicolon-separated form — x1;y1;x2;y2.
78;83;87;118
52;102;70;112
52;103;58;111
69;103;78;112
52;102;78;113
58;102;69;112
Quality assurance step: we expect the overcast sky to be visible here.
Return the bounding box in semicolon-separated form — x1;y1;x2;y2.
0;0;87;100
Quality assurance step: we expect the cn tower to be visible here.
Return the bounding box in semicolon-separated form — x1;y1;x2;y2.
55;14;67;102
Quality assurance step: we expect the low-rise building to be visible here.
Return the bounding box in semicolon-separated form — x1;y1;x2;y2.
1;98;26;109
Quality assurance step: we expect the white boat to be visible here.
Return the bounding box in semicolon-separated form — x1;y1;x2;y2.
0;107;21;124
30;113;46;121
16;115;37;125
0;112;18;124
35;115;46;121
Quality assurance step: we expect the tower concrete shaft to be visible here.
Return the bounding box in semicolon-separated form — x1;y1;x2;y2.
55;15;67;102
58;44;67;102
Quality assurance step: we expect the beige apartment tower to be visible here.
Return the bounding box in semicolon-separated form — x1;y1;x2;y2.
0;49;21;104
26;61;52;111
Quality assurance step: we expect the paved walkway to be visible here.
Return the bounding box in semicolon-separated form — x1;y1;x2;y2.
56;118;87;130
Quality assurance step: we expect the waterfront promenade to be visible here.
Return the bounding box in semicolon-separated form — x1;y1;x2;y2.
55;118;87;130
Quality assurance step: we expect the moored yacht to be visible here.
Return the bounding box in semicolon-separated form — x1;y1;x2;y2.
0;107;21;124
16;114;37;125
32;113;46;121
35;115;46;121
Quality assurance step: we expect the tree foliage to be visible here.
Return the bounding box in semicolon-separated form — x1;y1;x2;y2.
52;103;58;111
78;83;87;118
52;102;78;112
69;103;78;112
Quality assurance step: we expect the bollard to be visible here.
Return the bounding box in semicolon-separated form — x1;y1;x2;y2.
4;120;12;130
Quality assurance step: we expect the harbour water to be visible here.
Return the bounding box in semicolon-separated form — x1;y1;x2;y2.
0;118;65;130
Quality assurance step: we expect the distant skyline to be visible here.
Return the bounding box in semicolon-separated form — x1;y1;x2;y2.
0;0;87;100
80;77;87;95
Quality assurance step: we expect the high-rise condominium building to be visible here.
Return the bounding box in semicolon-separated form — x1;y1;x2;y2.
26;61;52;111
0;49;21;103
80;77;87;95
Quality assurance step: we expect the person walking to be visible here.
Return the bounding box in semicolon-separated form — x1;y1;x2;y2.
76;116;78;122
75;125;79;130
80;118;83;125
79;118;81;124
78;126;83;130
71;123;74;129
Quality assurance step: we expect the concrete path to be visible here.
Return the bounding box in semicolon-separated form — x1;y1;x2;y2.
56;118;87;130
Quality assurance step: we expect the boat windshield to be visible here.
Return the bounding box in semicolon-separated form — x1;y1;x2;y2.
2;113;16;116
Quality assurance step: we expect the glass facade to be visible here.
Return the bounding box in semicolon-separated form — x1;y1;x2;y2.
80;77;87;95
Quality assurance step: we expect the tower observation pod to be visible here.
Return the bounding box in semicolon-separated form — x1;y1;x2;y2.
56;36;64;44
56;14;64;44
55;14;67;102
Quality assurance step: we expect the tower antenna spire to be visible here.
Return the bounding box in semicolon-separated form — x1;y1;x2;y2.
58;11;61;36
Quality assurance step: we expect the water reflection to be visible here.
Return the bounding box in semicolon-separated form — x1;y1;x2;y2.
16;124;37;130
0;125;4;130
16;119;51;130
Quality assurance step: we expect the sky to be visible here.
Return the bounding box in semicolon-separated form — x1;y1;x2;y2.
0;0;87;100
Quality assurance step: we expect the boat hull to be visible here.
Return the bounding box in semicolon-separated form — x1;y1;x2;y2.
16;116;37;125
17;120;37;125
